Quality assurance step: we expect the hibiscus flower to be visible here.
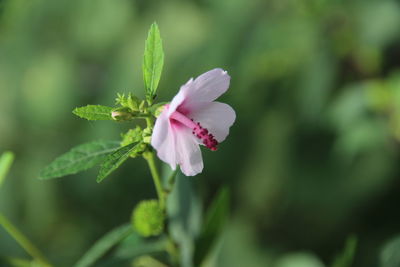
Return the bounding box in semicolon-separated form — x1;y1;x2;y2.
151;68;236;176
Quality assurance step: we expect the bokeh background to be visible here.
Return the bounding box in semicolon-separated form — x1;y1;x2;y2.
1;0;400;266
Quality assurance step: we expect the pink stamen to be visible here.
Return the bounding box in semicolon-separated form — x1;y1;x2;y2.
170;110;218;151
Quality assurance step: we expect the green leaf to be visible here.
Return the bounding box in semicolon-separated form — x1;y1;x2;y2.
96;143;138;183
132;256;168;267
194;187;230;266
380;235;400;267
113;233;167;260
73;224;133;267
0;213;52;267
143;22;164;103
0;257;33;267
39;141;120;179
73;105;114;120
331;235;357;267
276;253;325;267
0;151;14;187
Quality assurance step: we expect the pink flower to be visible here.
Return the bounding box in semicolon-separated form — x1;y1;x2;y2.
151;68;236;176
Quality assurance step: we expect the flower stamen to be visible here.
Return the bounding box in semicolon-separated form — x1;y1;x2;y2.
170;110;218;151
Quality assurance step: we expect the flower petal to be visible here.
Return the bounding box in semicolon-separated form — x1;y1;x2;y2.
167;79;193;117
174;127;203;176
190;102;236;143
184;68;230;104
151;109;177;170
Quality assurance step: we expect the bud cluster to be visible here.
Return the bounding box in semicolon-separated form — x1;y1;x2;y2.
131;199;164;237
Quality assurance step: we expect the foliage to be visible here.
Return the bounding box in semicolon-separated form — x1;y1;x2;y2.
143;22;164;104
72;105;114;121
73;224;132;267
331;235;358;267
39;141;121;179
0;151;14;187
380;235;400;267
96;142;142;183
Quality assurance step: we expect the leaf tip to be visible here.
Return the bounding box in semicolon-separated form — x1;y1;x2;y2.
150;21;159;31
72;107;81;117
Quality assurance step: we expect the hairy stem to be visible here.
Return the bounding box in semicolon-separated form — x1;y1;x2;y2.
0;213;52;267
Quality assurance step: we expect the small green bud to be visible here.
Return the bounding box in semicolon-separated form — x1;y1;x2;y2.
154;105;165;117
139;100;146;112
121;127;144;156
148;102;168;117
143;136;151;144
116;93;140;111
121;127;142;145
115;93;127;106
126;93;140;111
112;107;134;121
142;127;152;144
132;200;164;237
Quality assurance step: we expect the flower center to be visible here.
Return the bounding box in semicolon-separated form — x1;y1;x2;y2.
170;110;218;151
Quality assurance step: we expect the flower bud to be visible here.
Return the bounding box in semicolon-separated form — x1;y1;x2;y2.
142;127;152;144
126;93;140;111
148;102;167;117
139;100;146;112
132;200;164;237
116;93;140;111
121;127;143;147
154;105;165;117
112;108;133;121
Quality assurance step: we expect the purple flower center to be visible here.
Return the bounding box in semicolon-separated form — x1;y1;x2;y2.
170;110;218;151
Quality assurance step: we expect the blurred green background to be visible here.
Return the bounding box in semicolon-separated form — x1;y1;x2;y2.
1;0;400;266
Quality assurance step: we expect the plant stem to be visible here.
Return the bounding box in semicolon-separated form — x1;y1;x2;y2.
0;213;52;267
167;170;178;191
145;117;154;130
145;151;165;209
143;114;181;265
166;236;180;265
144;115;166;208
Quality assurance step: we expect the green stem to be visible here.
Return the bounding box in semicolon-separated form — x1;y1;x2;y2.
167;170;178;192
166;236;180;265
144;115;166;208
145;117;154;129
0;213;52;267
143;114;181;264
145;151;165;209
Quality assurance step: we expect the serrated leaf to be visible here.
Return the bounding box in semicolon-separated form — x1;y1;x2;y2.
73;105;114;120
96;143;138;183
0;151;14;187
39;141;120;179
74;224;132;267
143;22;164;103
194;187;230;266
